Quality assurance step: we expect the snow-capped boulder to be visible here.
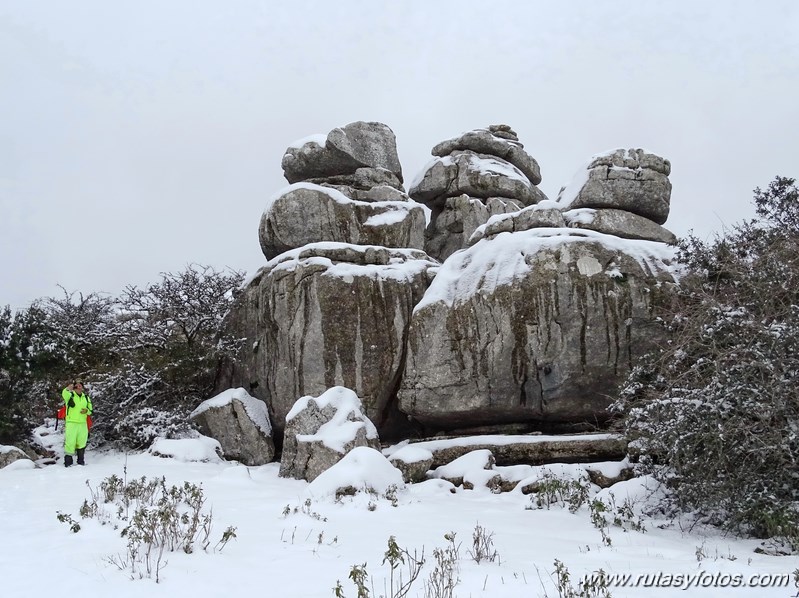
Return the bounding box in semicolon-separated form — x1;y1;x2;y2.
307;446;405;498
556;149;672;225
282;121;403;185
259;183;425;260
189;388;275;466
398;228;679;431
431;124;542;185
410;150;546;207
0;445;32;469
280;387;381;482
430;449;501;491
221;244;437;439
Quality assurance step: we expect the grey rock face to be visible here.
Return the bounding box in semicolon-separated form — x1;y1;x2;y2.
564;208;678;244
221;244;438;439
279;387;380;481
259;183;426;260
557;149;672;225
189;389;275;466
282;121;403;184
432;125;542;185
410;151;544;207
398;229;677;430
425;195;523;262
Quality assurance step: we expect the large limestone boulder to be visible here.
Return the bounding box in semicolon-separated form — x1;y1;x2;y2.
410;151;546;207
259;183;425;260
280;387;380;482
556;149;672;225
219;243;438;439
189;388;275;466
398;228;678;431
282;122;403;185
432;124;542;185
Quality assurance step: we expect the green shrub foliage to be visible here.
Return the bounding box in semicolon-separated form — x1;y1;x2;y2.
615;177;799;542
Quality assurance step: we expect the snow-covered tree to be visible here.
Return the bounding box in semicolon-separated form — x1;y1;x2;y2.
616;177;799;544
0;265;243;449
93;264;245;448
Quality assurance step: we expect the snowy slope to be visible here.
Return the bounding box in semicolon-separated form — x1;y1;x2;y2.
0;428;794;598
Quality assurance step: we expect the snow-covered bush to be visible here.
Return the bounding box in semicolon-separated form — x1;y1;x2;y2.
615;177;799;545
1;265;244;449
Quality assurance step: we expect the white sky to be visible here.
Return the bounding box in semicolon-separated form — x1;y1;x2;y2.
1;0;797;310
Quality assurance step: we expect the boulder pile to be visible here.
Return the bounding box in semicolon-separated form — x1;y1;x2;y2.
218;122;680;456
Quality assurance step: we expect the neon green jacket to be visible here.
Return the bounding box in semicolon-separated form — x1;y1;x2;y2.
62;388;93;424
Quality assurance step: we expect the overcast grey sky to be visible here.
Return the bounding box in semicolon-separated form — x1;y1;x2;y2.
1;1;797;310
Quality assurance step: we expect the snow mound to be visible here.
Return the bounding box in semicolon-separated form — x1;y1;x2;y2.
190;387;272;435
306;446;405;498
148;435;223;463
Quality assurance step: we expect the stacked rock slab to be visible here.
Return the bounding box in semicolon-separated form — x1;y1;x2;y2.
409;125;548;261
220;122;436;441
398;148;679;432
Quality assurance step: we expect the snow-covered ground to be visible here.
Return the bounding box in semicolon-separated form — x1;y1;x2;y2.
1;425;795;598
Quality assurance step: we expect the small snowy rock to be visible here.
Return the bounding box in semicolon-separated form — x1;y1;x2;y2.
430;449;496;488
190;388;275;466
280;387;381;482
388;445;434;484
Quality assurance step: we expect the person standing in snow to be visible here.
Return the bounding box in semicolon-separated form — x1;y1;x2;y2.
62;379;93;467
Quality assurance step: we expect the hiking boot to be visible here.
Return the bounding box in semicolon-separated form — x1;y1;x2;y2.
77;448;86;466
64;454;73;467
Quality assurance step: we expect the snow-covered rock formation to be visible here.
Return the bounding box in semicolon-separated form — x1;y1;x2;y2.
219;122;680;448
